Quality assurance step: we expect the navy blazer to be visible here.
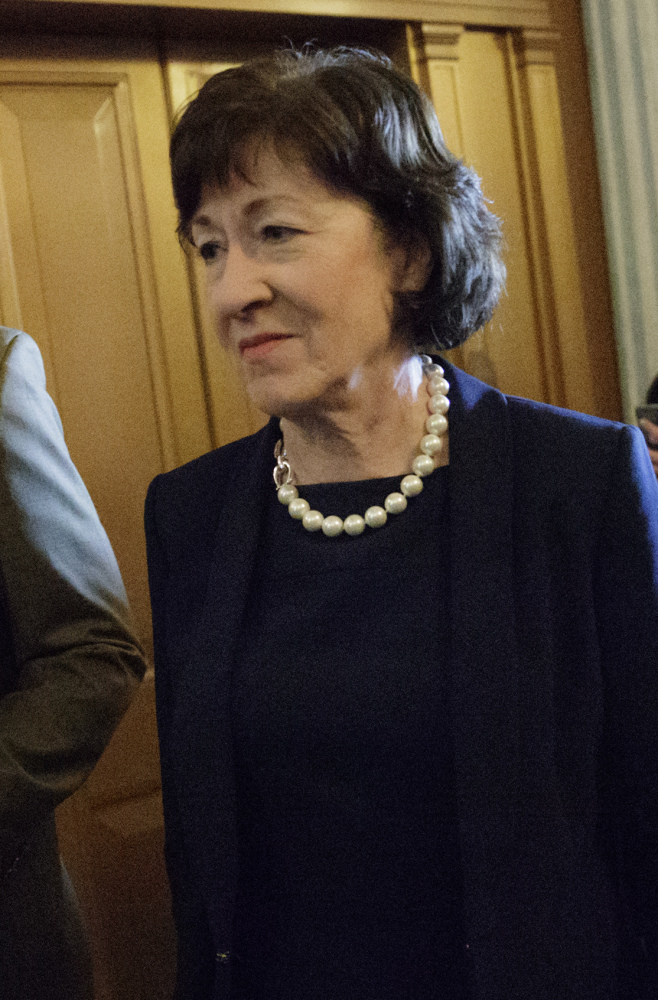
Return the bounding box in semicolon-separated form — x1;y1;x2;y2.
146;362;658;1000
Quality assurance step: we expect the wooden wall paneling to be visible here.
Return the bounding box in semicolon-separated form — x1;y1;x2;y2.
0;47;214;479
501;29;564;406
410;23;552;403
510;29;595;413
0;84;59;392
414;23;466;157
0;0;553;31
0;153;24;333
125;50;214;466
163;53;267;449
0;62;173;640
407;22;466;374
546;0;620;422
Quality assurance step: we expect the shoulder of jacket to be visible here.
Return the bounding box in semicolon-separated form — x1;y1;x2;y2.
146;426;272;551
0;328;42;370
502;394;635;514
505;393;626;443
0;326;25;349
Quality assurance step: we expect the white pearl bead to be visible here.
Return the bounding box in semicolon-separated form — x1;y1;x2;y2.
400;474;424;497
344;514;366;536
429;375;449;394
322;515;344;537
420;433;443;456
412;454;435;477
365;505;387;528
277;483;298;505
385;492;408;514
424;362;444;376
288;497;310;519
302;509;323;532
425;413;448;435
429;394;450;415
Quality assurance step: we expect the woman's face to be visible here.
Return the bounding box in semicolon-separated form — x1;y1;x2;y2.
190;145;426;418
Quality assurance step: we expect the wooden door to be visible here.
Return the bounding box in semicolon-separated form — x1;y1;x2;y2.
409;24;596;413
0;37;211;1000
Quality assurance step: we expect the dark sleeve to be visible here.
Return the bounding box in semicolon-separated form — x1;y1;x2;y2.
0;330;146;870
145;477;215;1000
595;423;658;991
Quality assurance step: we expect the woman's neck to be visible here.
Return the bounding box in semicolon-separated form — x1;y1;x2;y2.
278;356;449;485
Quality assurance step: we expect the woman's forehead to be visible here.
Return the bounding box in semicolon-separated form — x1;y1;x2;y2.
192;146;365;227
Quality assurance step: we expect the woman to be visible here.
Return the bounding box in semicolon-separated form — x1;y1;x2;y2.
145;48;658;1000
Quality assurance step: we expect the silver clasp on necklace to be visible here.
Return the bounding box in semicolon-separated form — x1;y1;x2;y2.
273;439;294;488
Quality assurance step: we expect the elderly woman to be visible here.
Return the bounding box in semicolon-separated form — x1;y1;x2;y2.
145;48;658;1000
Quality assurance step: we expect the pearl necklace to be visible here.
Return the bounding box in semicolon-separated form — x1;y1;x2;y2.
273;357;449;537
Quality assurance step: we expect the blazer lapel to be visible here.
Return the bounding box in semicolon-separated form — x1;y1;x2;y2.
171;417;280;939
443;362;523;996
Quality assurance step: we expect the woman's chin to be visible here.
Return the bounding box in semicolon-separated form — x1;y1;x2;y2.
243;385;295;420
242;374;316;421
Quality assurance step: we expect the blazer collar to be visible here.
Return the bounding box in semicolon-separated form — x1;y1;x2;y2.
443;362;522;971
171;414;280;938
173;362;522;973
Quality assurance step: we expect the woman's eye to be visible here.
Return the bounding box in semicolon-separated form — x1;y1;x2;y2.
261;225;299;242
198;242;224;263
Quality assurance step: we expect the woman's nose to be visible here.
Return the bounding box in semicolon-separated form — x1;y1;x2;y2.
210;243;272;318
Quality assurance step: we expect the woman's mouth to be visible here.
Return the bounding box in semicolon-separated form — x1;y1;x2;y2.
239;334;293;358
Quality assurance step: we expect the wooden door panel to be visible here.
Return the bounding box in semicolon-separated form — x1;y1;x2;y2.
420;27;550;402
413;24;596;413
0;78;165;650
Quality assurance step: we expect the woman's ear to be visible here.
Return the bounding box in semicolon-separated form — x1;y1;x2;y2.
398;236;432;293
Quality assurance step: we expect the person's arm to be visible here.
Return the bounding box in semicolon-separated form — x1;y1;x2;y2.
638;419;658;478
0;330;146;871
595;423;658;989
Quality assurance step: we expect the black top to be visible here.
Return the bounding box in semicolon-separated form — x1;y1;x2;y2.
230;467;470;999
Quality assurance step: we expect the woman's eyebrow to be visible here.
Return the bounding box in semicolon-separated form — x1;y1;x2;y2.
192;196;307;226
189;214;217;232
243;194;310;218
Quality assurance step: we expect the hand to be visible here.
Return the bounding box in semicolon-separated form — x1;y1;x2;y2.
639;419;658;478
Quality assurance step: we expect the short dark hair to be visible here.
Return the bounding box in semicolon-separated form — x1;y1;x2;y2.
170;46;505;350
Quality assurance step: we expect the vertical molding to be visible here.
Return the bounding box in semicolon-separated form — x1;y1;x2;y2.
407;22;467;369
410;23;466;371
582;0;658;421
0;84;62;404
107;75;180;472
0;158;22;331
509;29;595;413
410;23;466;157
